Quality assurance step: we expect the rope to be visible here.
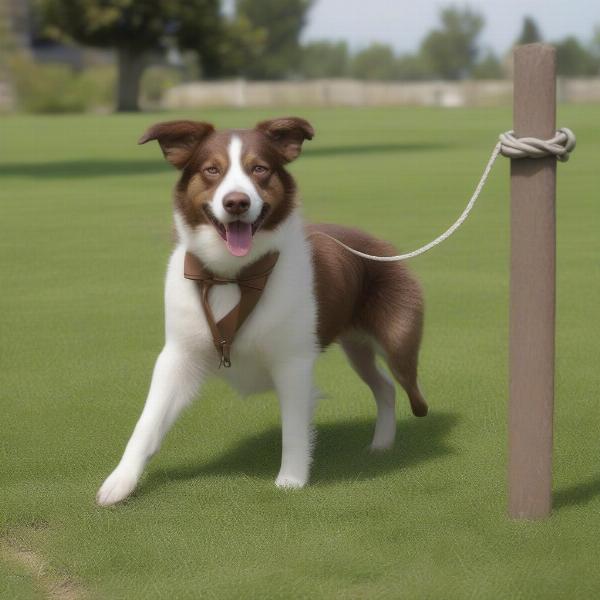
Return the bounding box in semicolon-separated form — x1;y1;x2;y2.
499;127;576;162
312;128;576;262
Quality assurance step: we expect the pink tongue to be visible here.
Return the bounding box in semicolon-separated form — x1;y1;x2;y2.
225;221;253;257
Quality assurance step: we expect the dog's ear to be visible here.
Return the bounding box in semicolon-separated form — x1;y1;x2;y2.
255;117;314;162
138;120;215;169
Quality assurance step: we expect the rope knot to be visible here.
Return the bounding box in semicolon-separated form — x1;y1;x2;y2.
499;128;576;162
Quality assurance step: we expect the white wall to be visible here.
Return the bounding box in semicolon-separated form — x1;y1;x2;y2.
164;78;600;109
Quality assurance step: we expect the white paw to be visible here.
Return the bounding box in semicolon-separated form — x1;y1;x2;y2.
275;473;307;489
96;467;138;506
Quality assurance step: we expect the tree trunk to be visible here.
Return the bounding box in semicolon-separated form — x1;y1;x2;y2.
116;47;146;112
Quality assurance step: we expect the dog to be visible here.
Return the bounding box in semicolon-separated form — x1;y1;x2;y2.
96;117;427;506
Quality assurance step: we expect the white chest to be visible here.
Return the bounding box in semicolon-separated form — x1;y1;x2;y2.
163;216;318;395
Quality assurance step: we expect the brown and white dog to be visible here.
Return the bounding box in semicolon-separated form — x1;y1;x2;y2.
96;117;427;506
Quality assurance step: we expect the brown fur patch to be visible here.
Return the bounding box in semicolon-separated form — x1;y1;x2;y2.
138;120;215;169
256;117;314;162
308;223;427;416
174;131;231;227
307;223;424;348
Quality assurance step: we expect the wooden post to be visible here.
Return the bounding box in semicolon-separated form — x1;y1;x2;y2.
508;44;556;519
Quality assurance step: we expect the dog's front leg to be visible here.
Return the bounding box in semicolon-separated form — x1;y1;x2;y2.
96;344;204;506
271;356;316;489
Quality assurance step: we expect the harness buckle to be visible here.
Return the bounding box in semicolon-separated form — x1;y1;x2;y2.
219;339;232;368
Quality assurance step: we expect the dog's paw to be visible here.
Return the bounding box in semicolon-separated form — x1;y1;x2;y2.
96;468;138;507
275;473;307;489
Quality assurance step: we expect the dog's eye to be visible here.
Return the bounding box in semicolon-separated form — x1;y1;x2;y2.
252;165;269;175
204;166;220;176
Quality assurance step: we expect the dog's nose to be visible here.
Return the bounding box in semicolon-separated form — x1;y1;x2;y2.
223;192;250;216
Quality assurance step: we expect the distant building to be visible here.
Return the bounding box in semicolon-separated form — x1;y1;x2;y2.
3;0;111;68
0;0;114;110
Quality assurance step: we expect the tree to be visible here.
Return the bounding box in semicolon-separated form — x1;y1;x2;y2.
37;0;224;111
299;41;349;79
395;54;433;81
555;36;599;77
236;0;313;79
515;16;542;45
592;25;600;60
587;26;600;75
351;43;399;80
472;49;504;79
420;6;484;79
194;14;267;79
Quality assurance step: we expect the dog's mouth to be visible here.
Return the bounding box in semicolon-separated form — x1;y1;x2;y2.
202;204;270;257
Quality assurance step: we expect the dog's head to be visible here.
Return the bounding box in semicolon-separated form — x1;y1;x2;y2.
139;117;314;258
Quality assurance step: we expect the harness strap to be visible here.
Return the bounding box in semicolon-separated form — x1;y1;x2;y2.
184;251;280;368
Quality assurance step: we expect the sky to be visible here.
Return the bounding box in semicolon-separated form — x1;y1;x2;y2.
302;0;600;55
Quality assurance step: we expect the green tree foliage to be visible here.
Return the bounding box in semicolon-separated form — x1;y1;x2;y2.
236;0;313;79
395;54;434;81
299;41;433;81
351;43;399;80
36;0;223;111
515;16;543;45
592;26;600;60
299;41;349;78
198;15;267;79
555;36;599;76
420;6;484;79
472;50;503;79
9;54;114;113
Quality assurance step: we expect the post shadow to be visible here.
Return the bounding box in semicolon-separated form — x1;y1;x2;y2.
554;476;600;510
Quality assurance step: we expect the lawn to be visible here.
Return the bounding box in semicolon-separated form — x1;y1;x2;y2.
1;104;599;599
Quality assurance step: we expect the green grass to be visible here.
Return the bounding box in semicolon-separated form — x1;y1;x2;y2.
1;104;599;599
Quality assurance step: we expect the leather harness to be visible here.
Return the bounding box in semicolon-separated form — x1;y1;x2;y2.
184;251;280;368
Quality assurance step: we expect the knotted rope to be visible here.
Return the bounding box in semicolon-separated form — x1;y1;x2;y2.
314;128;576;262
499;127;576;162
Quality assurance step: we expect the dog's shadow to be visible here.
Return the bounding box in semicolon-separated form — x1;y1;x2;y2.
141;411;458;495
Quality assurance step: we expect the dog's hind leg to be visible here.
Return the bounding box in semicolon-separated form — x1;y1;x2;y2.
96;344;205;506
385;352;428;418
375;317;428;419
340;335;397;450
